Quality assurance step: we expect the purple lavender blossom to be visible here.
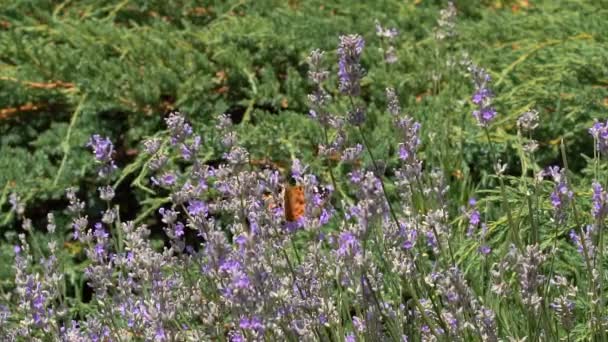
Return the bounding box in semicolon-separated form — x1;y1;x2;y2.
239;316;264;332
307;49;330;85
151;172;177;187
394;114;422;178
174;222;185;237
336;231;361;257
464;198;480;237
0;305;9;325
187;200;208;217
468;65;497;127
375;21;398;39
591;181;608;220
165;111;193;144
386;88;401;116
180;135;201;161
9;192;25;216
341;144;364;163
479;245;491;255
589;120;608;155
546;166;573;223
143;137;162;154
517;109;539;132
549;276;576;331
307;49;335;130
396;118;421;159
435;1;457;41
347;106;366;126
338;34;365;96
375;20;399;64
401;224;418;250
570;226;595;260
98;185;115;201
87;134;117;178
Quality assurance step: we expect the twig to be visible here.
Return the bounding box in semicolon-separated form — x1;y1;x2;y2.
53;94;87;187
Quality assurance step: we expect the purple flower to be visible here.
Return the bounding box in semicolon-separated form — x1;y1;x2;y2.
386;88;401;116
0;305;10;324
352;316;365;332
464;198;481;237
517;109;539;132
159;207;178;224
338;34;365;96
479;245;491;255
395;117;421;164
165;111;193;144
174;222;185;237
384;46;398;64
546;166;572;223
472;108;497;127
342;144;364;162
9;192;25;216
307;49;335;129
570;226;595;259
347;106;366;126
187;200;208;217
143;138;161;154
239;316;264;332
435;1;457;40
468;64;497;127
375;20;399;63
307;49;330;85
87;135;114;163
98;185;115;201
229;332;245;342
349;170;363;184
472;88;492;105
375;20;398;39
337;231;361;257
180;135;201;161
589;120;608;155
151;172;177;187
319;209;331;226
155;326;167;341
400;222;418;250
291;158;307;181
87;134;117;178
592;182;608;220
93;222;108;239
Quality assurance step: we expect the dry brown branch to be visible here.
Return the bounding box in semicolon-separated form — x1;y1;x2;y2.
0;102;46;120
0;76;75;90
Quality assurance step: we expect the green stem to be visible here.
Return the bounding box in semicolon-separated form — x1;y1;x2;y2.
53;94;87;188
484;127;521;249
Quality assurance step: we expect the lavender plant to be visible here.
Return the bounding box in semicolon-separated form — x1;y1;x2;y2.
2;5;608;342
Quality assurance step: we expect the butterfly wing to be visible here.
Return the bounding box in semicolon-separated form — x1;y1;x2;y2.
284;185;305;221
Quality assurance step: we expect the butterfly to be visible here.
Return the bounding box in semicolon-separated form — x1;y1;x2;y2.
263;183;331;222
284;185;305;222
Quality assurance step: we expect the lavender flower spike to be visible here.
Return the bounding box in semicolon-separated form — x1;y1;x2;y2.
87;134;117;178
589;119;608;155
591;181;608;220
468;64;497;127
338;34;365;96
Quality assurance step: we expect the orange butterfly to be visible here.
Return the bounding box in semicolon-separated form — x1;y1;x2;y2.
284;185;306;222
263;184;307;222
